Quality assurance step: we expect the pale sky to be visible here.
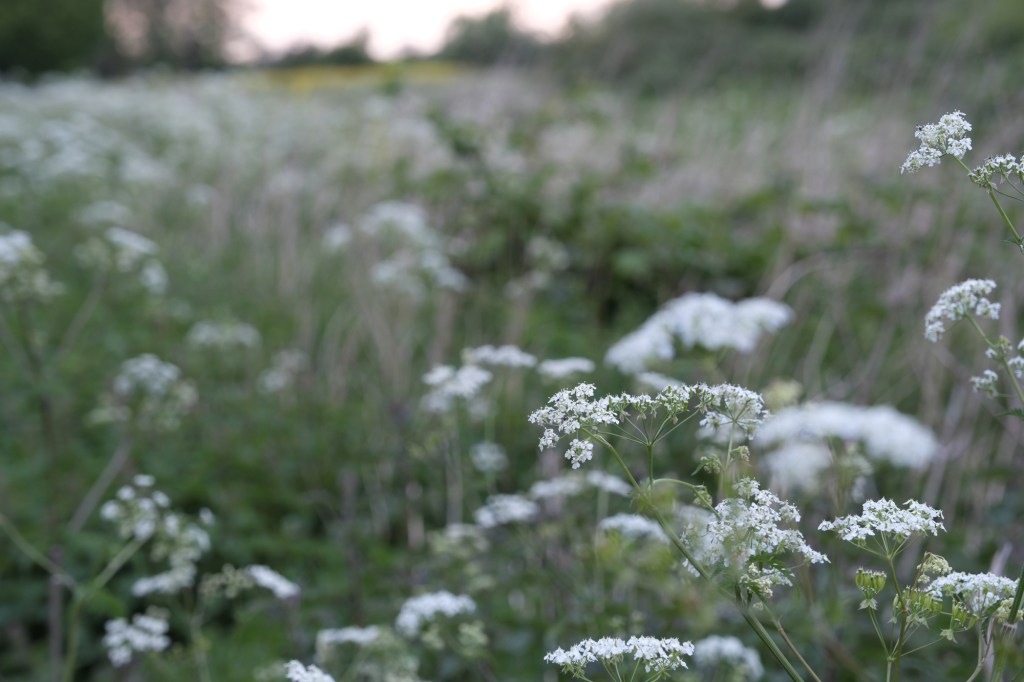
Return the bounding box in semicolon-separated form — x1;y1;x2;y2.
243;0;613;59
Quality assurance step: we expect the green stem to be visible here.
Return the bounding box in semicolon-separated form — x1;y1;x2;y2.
599;437;806;682
0;513;75;586
60;595;83;682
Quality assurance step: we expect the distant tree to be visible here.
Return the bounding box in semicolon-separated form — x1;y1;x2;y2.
439;7;540;66
273;30;375;68
0;0;107;75
104;0;244;69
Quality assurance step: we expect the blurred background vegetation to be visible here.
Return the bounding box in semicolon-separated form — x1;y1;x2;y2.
3;1;1024;681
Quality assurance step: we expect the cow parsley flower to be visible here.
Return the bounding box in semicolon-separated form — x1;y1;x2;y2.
395;591;476;637
924;279;999;342
246;565;300;599
970;154;1023;189
0;229;63;302
704;479;828;597
926;571;1019;620
103;609;171;667
91;354;197;431
971;369;999;396
537;357;595;380
530;382;766;468
901;111;973;173
259;349;308;394
75;227;166;293
598;514;670;544
818;499;944;551
756;401;939;470
473;494;539;528
470;441;508;473
285;661;336;682
421;363;493;413
463;344;537;368
693;636;764;681
605;292;792;374
544;636;693;677
316;626;381;658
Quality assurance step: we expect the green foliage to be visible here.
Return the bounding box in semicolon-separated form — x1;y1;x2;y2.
0;0;106;75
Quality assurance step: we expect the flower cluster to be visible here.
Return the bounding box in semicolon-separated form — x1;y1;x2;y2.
395;591;476;637
926;572;1020;620
692;635;764;681
756;400;939;471
598;514;670;544
285;661;336;682
924;278;999;342
901;111;973;174
818;499;944;547
421;363;493;413
703;479;828;597
462;344;538;368
473;494;539;528
605;292;792;374
246;565;301;599
537;357;596;380
469;441;508;473
529;470;632;500
259;349;308;394
969;154;1023;189
531;382;765;468
544;636;693;677
99;475;213;597
76;227;166;294
0;229;63;302
91;354;197;431
103;609;171;667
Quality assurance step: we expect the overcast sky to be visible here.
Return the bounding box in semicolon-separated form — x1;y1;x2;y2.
242;0;613;59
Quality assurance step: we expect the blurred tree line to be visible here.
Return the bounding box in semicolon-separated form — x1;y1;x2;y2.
3;0;1024;92
0;0;239;76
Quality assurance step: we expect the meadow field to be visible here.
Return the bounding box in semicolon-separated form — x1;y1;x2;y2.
1;61;1024;681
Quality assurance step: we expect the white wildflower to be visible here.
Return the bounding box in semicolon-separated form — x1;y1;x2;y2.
970;154;1022;189
259;349;308;394
901;111;973;173
93;354;197;431
585;471;632;496
0;229;63;302
103;609;170;667
421;363;492;413
544;636;693;675
470;441;508;473
762;442;834;495
598;514;669;544
970;369;999;396
473;494;539;528
927;571;1019;619
819;499;945;546
395;591;476;637
704;479;828;597
693;635;764;681
756;401;939;470
605;292;792;374
463;344;537;368
316;626;381;659
322;222;352;252
925;278;999;342
245;565;300;599
537;357;595;380
285;661;336;682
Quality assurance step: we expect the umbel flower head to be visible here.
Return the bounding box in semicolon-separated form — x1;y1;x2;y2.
901;111;973;174
529;382;767;469
702;478;828;598
926;571;1020;621
544;636;694;679
90;354;197;432
924;279;999;342
818;499;944;553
